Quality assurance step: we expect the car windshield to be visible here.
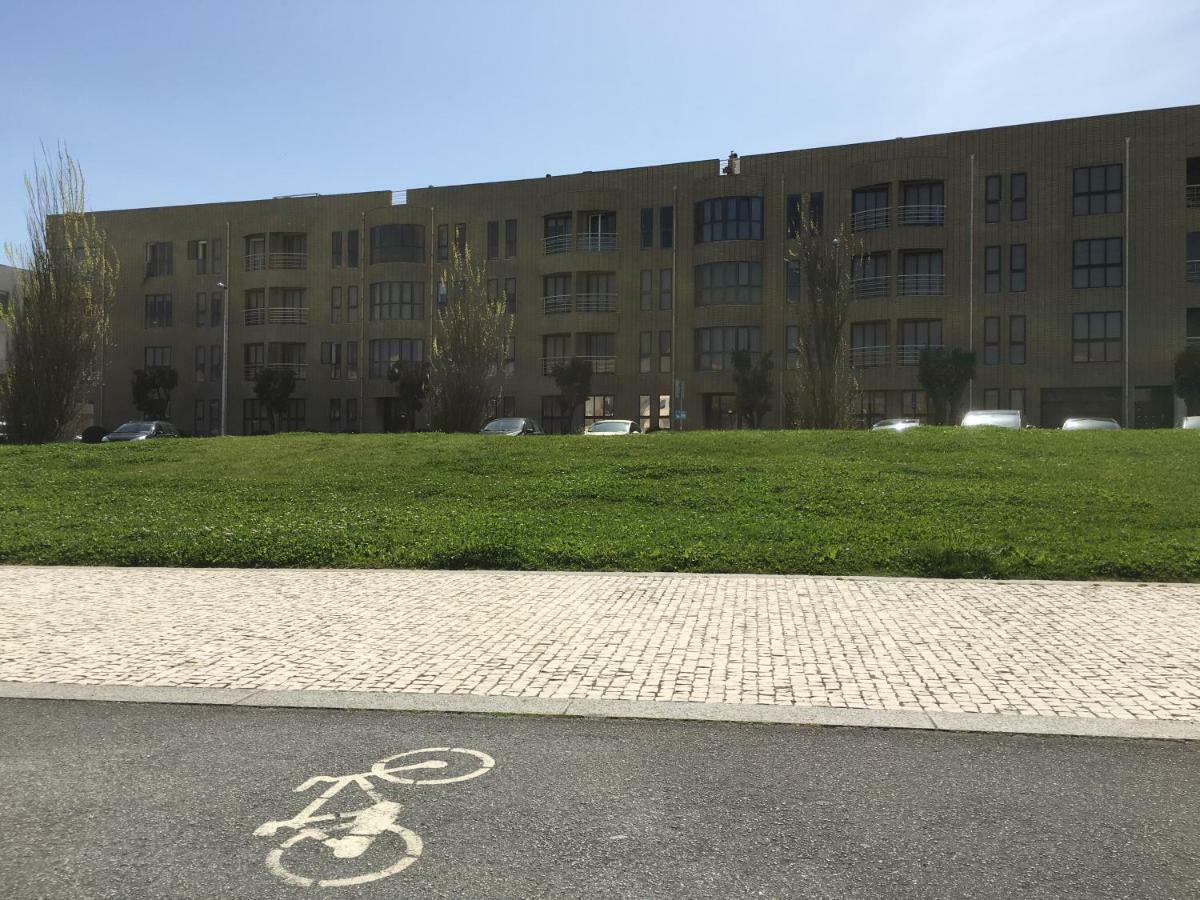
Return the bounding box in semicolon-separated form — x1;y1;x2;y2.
115;422;153;433
588;422;629;433
482;418;523;433
964;412;1018;426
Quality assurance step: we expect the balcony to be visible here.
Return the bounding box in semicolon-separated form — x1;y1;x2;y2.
578;355;616;374
244;251;308;272
243;363;307;381
898;204;946;227
541;356;570;375
543;294;572;315
1187;184;1200;207
1188;260;1200;283
542;233;618;254
853;276;891;298
896;344;942;366
243;307;309;325
851;208;889;232
245;308;265;326
897;274;945;296
850;345;889;368
574;292;617;313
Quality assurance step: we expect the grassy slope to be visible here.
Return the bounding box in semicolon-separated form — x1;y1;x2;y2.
0;430;1197;580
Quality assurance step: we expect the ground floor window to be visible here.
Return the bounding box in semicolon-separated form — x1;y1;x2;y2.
858;390;886;428
703;393;738;430
346;398;359;432
541;396;571;434
983;389;1000;409
658;394;672;430
899;390;928;421
583;395;615;427
242;399;269;435
279;399;306;432
487;396;516;420
1009;388;1025;413
329;398;342;432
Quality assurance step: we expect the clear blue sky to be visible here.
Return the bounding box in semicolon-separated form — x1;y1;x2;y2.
2;0;1198;250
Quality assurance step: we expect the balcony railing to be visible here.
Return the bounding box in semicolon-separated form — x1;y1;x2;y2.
897;273;946;295
543;294;572;315
244;362;306;381
541;356;570;375
244;251;308;271
574;292;617;313
1187;259;1200;283
1187;184;1200;207
268;307;308;324
542;233;618;254
896;344;942;366
853;275;891;298
851;208;889;231
244;308;265;326
1187;336;1200;347
898;204;946;226
850;345;889;368
578;355;616;374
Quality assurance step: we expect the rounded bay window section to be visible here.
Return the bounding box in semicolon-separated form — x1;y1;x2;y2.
369;223;425;264
694;196;763;243
695;261;763;307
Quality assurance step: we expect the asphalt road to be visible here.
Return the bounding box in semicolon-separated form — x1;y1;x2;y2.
0;699;1196;899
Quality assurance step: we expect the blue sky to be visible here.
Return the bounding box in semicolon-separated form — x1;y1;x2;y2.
2;0;1198;250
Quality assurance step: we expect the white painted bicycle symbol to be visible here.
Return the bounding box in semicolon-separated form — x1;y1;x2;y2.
254;747;495;888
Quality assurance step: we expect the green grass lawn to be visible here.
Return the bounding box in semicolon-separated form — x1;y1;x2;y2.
0;430;1197;581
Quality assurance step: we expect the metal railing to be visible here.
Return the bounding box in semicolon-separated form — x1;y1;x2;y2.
267;307;308;325
1186;184;1200;207
896;344;942;366
542;294;572;315
1187;336;1200;347
541;356;570;375
853;276;891;298
542;233;619;254
1187;259;1200;283
574;292;617;313
850;345;889;368
850;208;889;231
897;273;946;295
244;308;265;326
578;355;616;374
898;204;946;226
244;251;308;271
243;363;307;381
392;190;407;205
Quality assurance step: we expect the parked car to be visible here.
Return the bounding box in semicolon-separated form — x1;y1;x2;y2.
479;417;544;436
961;410;1024;429
101;420;181;442
870;418;921;433
1179;416;1200;429
583;419;641;436
1062;417;1121;430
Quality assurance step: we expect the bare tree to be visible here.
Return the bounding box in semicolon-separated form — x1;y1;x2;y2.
786;216;860;429
1;146;117;442
428;245;512;432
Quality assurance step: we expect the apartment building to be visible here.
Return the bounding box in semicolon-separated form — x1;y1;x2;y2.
88;104;1200;434
0;264;21;376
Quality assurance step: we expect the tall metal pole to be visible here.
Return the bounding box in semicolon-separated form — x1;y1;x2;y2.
968;154;975;413
1124;136;1131;426
220;221;230;436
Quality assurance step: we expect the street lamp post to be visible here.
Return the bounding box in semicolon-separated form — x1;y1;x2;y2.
217;280;230;436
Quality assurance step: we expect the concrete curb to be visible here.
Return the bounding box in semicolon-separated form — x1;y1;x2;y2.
2;681;1197;741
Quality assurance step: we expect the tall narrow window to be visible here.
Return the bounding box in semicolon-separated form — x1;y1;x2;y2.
210;345;221;382
487;221;499;259
347;341;359;380
195;292;208;327
1011;173;1027;221
346;230;359;268
347;286;359;323
1009;388;1025;412
639;331;652;373
329;399;342;432
659;330;672;373
983;317;1001;365
1010;244;1027;292
1009;315;1026;365
331;231;343;268
660;206;674;248
504;277;517;315
505;219;517;257
436;224;449;261
640;269;653;311
984;175;1001;223
454;223;466;255
194;345;207;382
659;268;673;310
786;261;802;303
640;208;653;249
331;286;343;323
786;193;803;238
785;325;800;369
210;292;223;327
984;246;1001;293
808;192;824;233
983;389;999;410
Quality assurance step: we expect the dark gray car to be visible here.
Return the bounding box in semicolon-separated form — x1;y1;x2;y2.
101;421;181;442
479;417;544;436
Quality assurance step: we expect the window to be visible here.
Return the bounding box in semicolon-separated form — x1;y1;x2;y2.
901;181;945;225
859;391;887;428
369;282;424;320
505;336;516;374
346;398;359;432
435;281;446;310
194;345;207;382
583;395;615;427
1187;232;1200;283
983;317;1001;365
985;175;1001;223
1073;311;1122;362
983;389;1000;410
659;268;673;310
195;292;208;327
639;331;652;373
541;396;571;434
331;286;342;323
1010;244;1027;292
695;261;762;306
543;213;572;253
144;294;173;328
505;219;517;258
454;223;466;255
145;242;173;277
660;206;674;248
332;232;343;268
694;326;760;371
329;399;342;432
543;274;571;313
640;269;653;311
850;322;887;368
542;334;569;372
503;277;517;315
487;221;499;259
900;251;943;295
694;196;763;243
1011;173;1027;221
785;325;800;369
639;395;652;433
852;185;889;231
346;341;359;380
436;224;449;261
369;225;424;264
279;399;306;433
786;193;803;239
899;320;942;364
658;394;672;429
984;246;1001;294
582;333;615;371
347;286;359;323
187;239;210;275
659;330;672;373
242;399;268;435
786;261;802;303
1010;315;1026;365
487;396;517;419
210;291;222;328
640;208;653;249
900;390;928;421
210;345;221;382
321;342;342;379
1073;164;1122;215
1072;238;1122;288
808;192;824;233
144;346;171;368
1009;388;1025;412
853;253;889;297
194;400;205;436
346;230;359;267
369;338;424;379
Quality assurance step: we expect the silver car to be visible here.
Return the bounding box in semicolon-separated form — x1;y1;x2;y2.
583;419;641;436
1179;416;1200;430
961;410;1024;429
871;418;921;433
1062;417;1121;430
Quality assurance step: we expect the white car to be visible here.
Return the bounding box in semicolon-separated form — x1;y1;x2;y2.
1062;417;1121;430
961;410;1024;429
1179;416;1200;429
583;419;640;436
871;418;921;432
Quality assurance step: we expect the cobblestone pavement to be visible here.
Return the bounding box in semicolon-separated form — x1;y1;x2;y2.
0;566;1197;722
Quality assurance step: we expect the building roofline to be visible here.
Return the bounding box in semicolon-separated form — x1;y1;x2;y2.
88;189;392;217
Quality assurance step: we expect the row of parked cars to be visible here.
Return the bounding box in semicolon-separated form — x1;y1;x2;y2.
480;417;642;436
872;411;1200;431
